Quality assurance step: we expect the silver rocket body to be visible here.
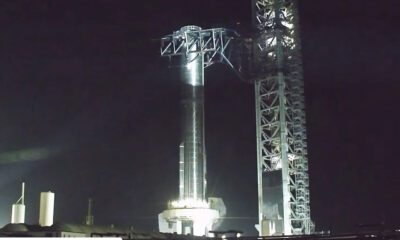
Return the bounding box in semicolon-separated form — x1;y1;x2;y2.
179;26;206;201
159;26;225;236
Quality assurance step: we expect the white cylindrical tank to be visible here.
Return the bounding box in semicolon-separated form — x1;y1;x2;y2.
11;204;25;224
39;191;55;227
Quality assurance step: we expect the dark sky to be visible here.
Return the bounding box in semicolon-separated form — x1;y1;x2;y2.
0;0;399;235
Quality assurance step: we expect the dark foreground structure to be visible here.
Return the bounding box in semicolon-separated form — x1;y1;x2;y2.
0;223;399;240
0;223;162;238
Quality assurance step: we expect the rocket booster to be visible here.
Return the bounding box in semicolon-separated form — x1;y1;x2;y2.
178;26;206;201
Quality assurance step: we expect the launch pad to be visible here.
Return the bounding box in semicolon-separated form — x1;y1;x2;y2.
159;199;222;236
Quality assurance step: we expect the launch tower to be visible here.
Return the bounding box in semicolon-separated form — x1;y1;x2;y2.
251;0;313;235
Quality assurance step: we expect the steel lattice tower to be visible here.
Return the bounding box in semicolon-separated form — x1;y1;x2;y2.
252;0;313;235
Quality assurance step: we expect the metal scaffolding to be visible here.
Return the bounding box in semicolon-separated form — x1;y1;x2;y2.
252;0;313;235
160;27;238;69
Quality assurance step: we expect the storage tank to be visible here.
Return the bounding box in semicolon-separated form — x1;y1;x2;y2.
11;204;25;224
39;191;55;227
11;182;25;224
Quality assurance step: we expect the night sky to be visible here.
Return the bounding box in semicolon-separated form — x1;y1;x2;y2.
0;0;399;235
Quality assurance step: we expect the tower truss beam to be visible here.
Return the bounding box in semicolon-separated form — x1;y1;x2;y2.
160;27;238;69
